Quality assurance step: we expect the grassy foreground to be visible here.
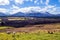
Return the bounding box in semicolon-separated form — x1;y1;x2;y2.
0;31;60;40
0;26;13;30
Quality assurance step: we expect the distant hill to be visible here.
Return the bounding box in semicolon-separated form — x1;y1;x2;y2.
0;12;7;16
11;12;25;17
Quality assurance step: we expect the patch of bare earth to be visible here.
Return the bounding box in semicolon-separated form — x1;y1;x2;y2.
0;23;60;33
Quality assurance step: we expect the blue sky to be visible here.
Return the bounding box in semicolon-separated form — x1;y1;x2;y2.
0;0;60;15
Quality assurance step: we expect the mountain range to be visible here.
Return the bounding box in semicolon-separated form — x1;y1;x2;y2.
0;12;60;18
0;12;7;16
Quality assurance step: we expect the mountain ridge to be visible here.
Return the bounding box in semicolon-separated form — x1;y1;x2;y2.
0;12;60;18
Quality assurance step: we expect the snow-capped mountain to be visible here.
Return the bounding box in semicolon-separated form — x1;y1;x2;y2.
25;12;53;17
10;12;55;18
0;12;60;18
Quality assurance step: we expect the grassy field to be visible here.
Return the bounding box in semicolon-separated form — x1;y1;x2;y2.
0;23;60;40
0;31;60;40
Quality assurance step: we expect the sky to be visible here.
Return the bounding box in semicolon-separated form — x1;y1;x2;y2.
0;0;60;15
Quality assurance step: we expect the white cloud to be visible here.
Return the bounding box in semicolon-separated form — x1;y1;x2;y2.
34;0;40;5
34;0;38;4
39;0;49;5
40;0;43;4
46;5;55;8
47;7;56;14
42;5;56;13
0;8;8;13
14;0;33;5
54;7;60;14
12;6;41;13
45;0;49;5
7;5;59;15
0;0;9;5
15;0;24;4
33;5;55;13
0;5;59;15
7;5;42;14
8;5;55;14
8;5;21;14
44;6;60;14
20;6;41;13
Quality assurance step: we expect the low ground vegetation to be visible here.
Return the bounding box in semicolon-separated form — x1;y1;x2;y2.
0;31;60;40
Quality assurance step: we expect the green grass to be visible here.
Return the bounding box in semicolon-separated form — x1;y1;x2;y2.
0;26;13;29
0;32;60;40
